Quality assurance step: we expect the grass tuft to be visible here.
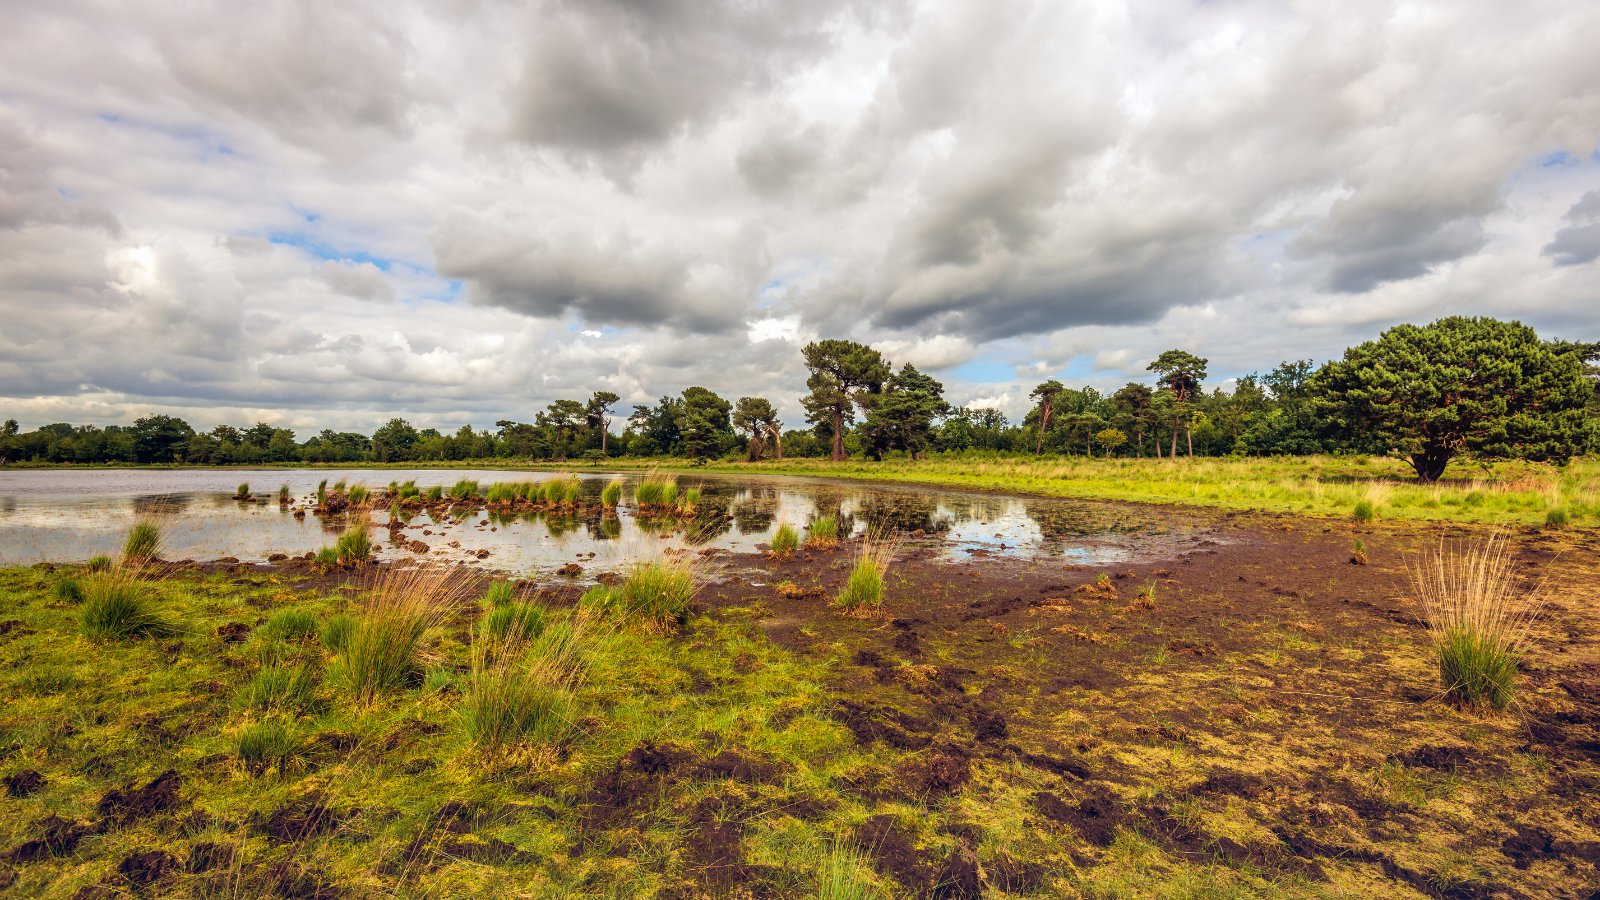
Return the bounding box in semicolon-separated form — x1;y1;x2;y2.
122;519;163;567
238;663;320;714
320;614;355;652
1409;533;1543;711
769;522;801;556
85;554;112;571
53;576;84;603
263;609;319;642
600;478;624;507
816;843;886;900
482;580;515;608
79;573;179;640
335;523;372;566
461;615;587;753
482;602;549;646
332;566;470;704
833;537;896;616
807;515;841;549
585;557;696;631
236;720;302;777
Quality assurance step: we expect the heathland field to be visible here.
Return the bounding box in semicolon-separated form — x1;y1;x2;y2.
0;470;1597;898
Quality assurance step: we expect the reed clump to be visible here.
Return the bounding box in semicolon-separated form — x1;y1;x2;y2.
834;537;896;617
634;474;678;509
807;515;841;550
334;523;372;566
600;478;624;508
80;572;179;640
1409;533;1543;712
769;523;801;557
122;519;163;568
461;614;587;753
332;566;470;704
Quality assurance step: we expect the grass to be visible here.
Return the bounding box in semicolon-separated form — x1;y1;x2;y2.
448;479;479;501
482;602;548;645
263;608;319;641
236;481;251;499
481;580;515;608
817;843;887;900
334;523;372;566
78;572;179;640
550;453;1600;526
320;613;355;651
1409;533;1544;711
236;719;302;777
461;616;587;753
238;663;321;714
332;566;469;704
85;554;112;571
635;474;678;507
121;519;162;567
833;538;896;616
278;483;290;502
770;522;801;555
347;484;371;505
808;515;841;549
311;545;340;572
585;557;696;630
601;478;624;507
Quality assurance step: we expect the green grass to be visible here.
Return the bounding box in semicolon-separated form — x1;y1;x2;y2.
237;663;321;714
52;576;83;602
482;602;548;645
85;554;112;571
426;484;444;501
263;608;319;642
545;453;1600;526
808;515;840;548
1353;499;1376;522
347;484;371;505
335;523;372;566
448;479;479;501
585;559;695;630
122;519;162;567
331;567;467;704
320;613;355;651
1411;534;1542;712
601;478;624;507
461;620;586;754
816;843;887;900
481;580;515;608
312;545;340;572
236;719;303;777
236;482;251;498
635;474;678;507
833;539;894;615
78;573;179;639
770;522;801;554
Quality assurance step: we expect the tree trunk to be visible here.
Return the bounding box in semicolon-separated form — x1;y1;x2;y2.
1169;416;1178;459
1136;426;1144;458
831;407;845;461
1034;403;1051;455
601;424;608;454
1186;424;1193;458
1410;447;1453;482
768;425;783;460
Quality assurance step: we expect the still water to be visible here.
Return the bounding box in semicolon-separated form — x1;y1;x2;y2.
0;469;1203;573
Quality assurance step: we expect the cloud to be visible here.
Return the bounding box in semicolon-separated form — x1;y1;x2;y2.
1;0;1598;433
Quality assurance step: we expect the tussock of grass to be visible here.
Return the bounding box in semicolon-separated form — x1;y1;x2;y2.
834;537;895;616
79;572;179;640
769;522;801;555
238;663;320;714
347;484;371;505
237;720;302;777
601;478;624;507
816;843;886;900
263;609;319;642
312;546;340;572
482;602;548;645
482;580;515;608
807;515;841;549
320;613;355;652
332;566;471;704
1409;533;1543;711
236;482;251;499
52;576;83;602
1353;499;1376;522
335;523;372;566
448;479;479;501
425;485;443;501
461;615;588;753
1545;506;1571;528
85;554;112;572
122;519;162;567
634;474;678;507
584;557;696;630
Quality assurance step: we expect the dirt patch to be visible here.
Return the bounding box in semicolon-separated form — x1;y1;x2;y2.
1389;744;1472;773
930;841;982;899
1032;783;1124;847
117;850;178;889
256;792;344;844
97;770;181;824
582;741;697;835
854;815;933;892
4;770;45;798
892;746;972;797
217;622;251;643
6;816;106;863
835;699;935;750
698;749;782;783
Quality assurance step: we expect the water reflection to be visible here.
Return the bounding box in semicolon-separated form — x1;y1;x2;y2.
0;467;1206;572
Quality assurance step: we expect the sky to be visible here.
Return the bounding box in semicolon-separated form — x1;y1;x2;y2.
2;0;1598;434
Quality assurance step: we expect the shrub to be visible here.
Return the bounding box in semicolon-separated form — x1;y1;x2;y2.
79;573;178;640
263;609;319;642
238;663;320;713
122;520;163;567
449;479;479;501
482;603;548;645
333;567;470;704
320;614;355;652
807;515;840;549
769;523;801;555
834;539;895;616
236;720;301;777
53;576;84;603
85;555;112;572
482;580;515;608
1409;534;1543;711
600;478;624;507
335;524;372;566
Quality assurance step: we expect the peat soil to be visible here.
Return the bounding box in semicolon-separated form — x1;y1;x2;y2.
697;511;1600;898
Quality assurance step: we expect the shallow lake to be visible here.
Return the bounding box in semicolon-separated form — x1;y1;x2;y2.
0;468;1206;573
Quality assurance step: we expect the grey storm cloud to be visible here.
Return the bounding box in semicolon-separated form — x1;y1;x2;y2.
0;0;1598;431
1543;190;1600;267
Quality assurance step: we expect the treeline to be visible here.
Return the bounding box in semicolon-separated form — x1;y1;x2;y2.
3;317;1596;481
